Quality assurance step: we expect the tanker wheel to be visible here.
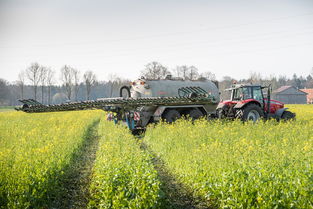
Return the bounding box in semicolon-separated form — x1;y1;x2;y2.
281;111;295;121
236;104;264;122
22;104;29;110
131;129;145;136
120;86;131;98
188;108;203;120
163;109;181;123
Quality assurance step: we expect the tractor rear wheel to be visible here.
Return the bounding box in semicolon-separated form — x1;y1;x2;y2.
188;108;203;120
236;104;264;122
163;109;181;123
281;110;295;121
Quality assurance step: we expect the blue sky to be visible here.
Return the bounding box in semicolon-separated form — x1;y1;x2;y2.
0;0;312;82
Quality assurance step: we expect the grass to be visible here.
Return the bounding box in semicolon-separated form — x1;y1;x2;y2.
0;106;15;112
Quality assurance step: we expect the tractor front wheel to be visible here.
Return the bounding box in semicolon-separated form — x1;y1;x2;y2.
236;104;264;122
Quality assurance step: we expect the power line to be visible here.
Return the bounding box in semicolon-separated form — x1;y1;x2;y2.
2;27;311;60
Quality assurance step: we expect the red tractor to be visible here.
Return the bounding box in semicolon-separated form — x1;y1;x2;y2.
216;84;295;121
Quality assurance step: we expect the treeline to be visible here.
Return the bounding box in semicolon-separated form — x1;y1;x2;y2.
0;61;312;105
0;62;130;106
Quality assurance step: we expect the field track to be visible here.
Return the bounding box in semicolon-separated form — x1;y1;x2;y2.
51;121;100;209
141;142;212;209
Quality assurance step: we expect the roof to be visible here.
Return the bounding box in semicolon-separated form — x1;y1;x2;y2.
273;86;307;95
300;89;313;102
300;88;313;94
273;86;292;93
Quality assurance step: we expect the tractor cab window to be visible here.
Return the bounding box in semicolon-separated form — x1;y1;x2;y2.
232;87;252;100
252;86;263;101
232;88;242;100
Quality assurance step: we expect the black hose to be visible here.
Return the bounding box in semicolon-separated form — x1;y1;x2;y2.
120;86;131;98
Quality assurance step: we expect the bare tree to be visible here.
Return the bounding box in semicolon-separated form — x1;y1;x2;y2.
26;62;41;100
172;66;182;78
46;68;55;104
181;66;189;79
107;74;118;97
248;71;262;84
172;65;191;80
39;66;48;104
0;79;10;105
278;75;287;86
188;66;199;80
200;71;216;80
140;61;170;79
60;65;74;100
83;71;97;100
17;70;26;99
73;69;80;101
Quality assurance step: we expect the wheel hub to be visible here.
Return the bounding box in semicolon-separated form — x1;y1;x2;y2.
247;110;260;122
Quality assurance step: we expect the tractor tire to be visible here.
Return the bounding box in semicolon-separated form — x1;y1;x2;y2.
236;104;264;122
163;109;181;123
281;110;295;121
188;108;203;120
120;86;131;98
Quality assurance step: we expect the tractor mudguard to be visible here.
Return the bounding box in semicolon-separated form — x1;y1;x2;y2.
233;102;245;109
275;108;288;118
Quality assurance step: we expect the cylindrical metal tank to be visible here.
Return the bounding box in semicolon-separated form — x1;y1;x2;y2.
130;78;219;102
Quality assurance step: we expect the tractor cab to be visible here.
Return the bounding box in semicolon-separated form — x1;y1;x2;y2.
217;84;295;121
231;85;264;103
222;84;268;110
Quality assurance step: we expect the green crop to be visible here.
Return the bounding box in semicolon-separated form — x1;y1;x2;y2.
0;111;102;208
88;119;162;209
144;105;313;208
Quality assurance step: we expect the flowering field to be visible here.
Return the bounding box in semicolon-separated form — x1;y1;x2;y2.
1;105;312;208
0;110;102;208
144;104;313;208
